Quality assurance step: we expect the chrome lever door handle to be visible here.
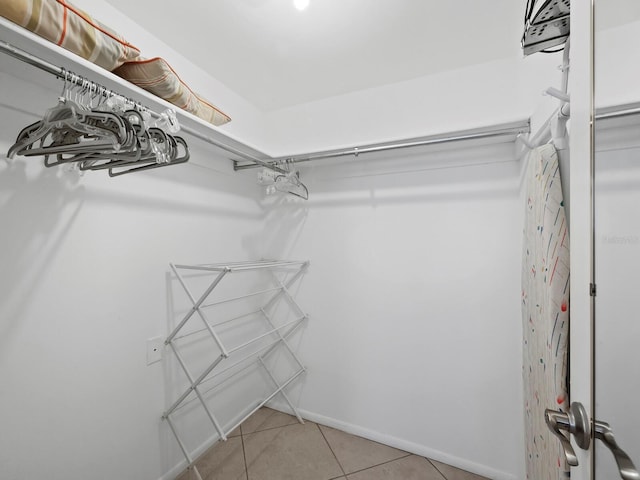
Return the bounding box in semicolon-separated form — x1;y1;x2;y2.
593;421;640;480
545;409;579;466
545;402;591;467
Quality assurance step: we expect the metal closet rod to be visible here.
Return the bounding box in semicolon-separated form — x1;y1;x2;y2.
0;40;287;174
595;101;640;120
232;120;532;171
233;99;640;171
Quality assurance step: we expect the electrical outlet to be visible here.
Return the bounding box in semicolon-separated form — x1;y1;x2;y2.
146;336;164;365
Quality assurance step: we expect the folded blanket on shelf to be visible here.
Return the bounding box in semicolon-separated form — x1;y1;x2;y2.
0;0;231;126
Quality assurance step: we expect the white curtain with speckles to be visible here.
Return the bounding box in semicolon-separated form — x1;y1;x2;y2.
521;144;570;480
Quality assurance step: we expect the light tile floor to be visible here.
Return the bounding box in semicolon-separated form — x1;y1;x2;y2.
177;408;490;480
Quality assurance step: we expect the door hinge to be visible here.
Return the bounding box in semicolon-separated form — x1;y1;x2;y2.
590;283;597;297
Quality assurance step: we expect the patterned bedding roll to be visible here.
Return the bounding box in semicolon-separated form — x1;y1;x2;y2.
0;0;141;70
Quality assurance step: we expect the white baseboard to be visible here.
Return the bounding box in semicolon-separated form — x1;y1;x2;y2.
267;401;518;480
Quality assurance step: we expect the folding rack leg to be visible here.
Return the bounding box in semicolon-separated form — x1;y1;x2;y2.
263;267;309;348
257;356;305;424
260;309;306;370
165;414;204;480
255;265;309;424
258;309;307;423
265;269;309;329
168;264;230;357
262;264;308;313
167;342;228;441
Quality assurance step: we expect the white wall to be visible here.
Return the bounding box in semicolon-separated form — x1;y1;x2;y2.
262;52;563;156
260;142;525;480
0;56;266;480
252;40;569;480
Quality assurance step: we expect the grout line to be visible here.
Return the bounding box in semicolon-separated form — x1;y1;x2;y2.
240;429;249;480
342;453;413;477
241;420;301;437
316;423;347;477
426;458;449;480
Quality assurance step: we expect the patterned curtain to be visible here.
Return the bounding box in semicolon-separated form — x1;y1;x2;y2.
521;144;570;480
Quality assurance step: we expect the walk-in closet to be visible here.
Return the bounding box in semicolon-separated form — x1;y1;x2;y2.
1;1;639;480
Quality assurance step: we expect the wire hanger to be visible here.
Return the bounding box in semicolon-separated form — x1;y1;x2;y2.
258;160;309;200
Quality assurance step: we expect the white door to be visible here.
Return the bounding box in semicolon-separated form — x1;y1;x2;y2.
593;1;640;477
593;112;640;480
551;2;640;479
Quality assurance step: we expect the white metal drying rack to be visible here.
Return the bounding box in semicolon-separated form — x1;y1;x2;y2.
164;259;309;480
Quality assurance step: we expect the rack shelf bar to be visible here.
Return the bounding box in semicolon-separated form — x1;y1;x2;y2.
200;287;283;309
172;319;306;415
174;260;308;272
226;316;307;356
172;309;263;342
222;367;306;438
202;319;305;386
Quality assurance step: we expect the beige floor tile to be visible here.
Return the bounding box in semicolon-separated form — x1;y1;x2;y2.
318;425;409;474
430;460;490;480
176;437;247;480
347;455;445;480
240;407;299;434
228;426;241;438
244;422;344;480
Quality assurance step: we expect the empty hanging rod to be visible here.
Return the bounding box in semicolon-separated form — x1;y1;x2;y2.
0;40;286;174
233;99;640;171
233;120;532;170
595;101;640;120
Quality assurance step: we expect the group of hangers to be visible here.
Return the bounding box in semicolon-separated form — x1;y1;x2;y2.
7;69;190;177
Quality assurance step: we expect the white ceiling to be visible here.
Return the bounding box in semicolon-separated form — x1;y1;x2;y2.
105;0;640;113
106;0;525;112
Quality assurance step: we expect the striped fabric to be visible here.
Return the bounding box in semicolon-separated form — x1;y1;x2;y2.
521;144;570;480
1;0;231;126
113;58;231;126
0;0;140;70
